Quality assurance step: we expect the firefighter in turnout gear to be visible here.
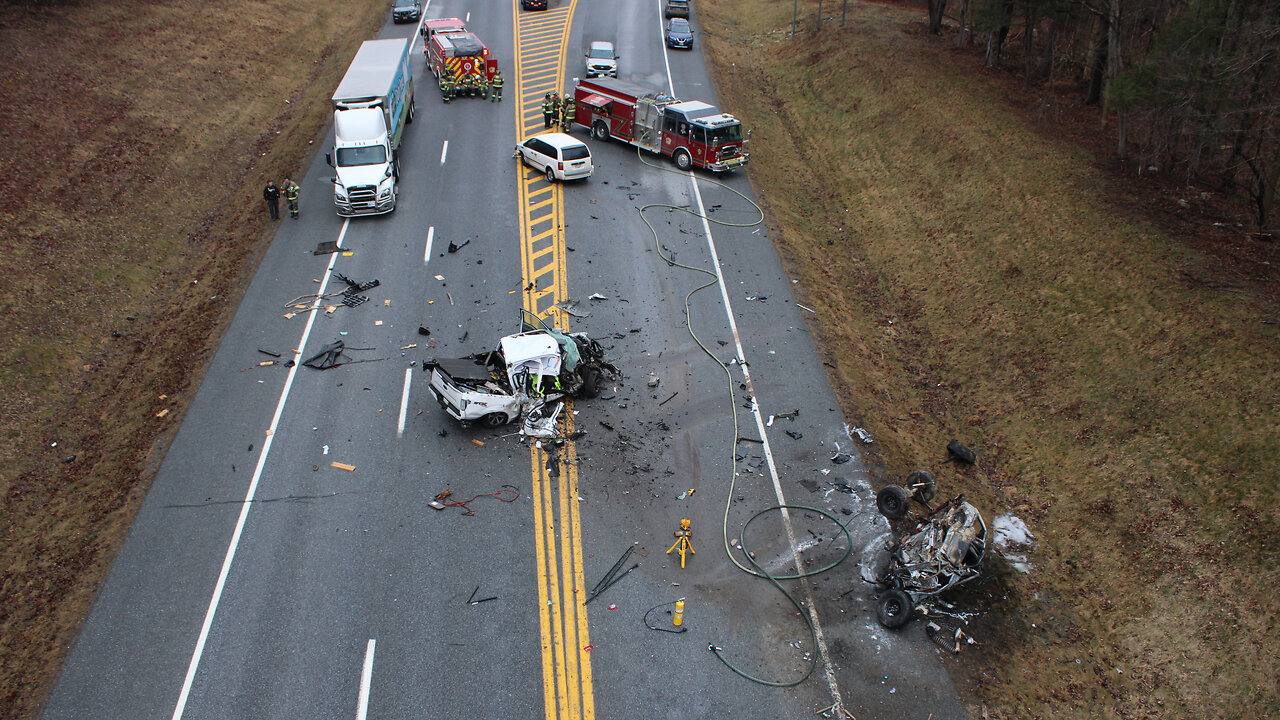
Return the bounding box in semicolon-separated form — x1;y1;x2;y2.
282;177;300;219
561;97;576;132
542;93;555;128
490;71;504;101
478;73;490;100
550;92;562;125
440;76;455;102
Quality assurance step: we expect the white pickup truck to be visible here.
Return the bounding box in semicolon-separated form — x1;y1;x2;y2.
425;312;617;428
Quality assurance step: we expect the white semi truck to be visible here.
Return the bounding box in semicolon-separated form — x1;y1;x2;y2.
327;38;415;216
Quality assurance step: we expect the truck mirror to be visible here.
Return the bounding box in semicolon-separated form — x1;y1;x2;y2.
325;153;333;167
330;176;338;184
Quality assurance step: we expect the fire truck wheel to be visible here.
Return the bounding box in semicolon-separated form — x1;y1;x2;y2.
481;412;509;428
673;148;692;171
407;98;415;123
545;167;557;183
592;121;610;141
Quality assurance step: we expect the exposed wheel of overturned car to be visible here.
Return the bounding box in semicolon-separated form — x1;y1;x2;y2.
876;485;911;519
481;412;509;428
906;469;937;503
580;365;603;398
877;588;914;629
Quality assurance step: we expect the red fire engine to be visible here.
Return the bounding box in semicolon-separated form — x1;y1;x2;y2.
426;28;498;98
572;77;748;172
420;17;466;42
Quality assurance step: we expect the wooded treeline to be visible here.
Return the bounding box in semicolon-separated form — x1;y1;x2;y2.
921;0;1280;231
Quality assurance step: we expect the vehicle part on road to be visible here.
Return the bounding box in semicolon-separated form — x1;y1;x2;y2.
584;547;639;606
947;439;977;464
435;484;519;516
643;599;689;633
257;348;281;358
666;518;695;569
447;238;471;253
466;585;498;605
876;485;911;519
303;341;345;369
876;588;914;629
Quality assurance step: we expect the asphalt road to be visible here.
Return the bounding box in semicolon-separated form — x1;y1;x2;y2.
40;1;968;719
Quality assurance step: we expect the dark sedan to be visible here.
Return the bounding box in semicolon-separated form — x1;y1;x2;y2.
665;18;693;49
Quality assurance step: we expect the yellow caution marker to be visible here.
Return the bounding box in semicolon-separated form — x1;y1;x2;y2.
666;518;695;569
673;598;685;627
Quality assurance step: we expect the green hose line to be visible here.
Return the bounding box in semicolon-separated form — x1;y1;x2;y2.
632;147;852;686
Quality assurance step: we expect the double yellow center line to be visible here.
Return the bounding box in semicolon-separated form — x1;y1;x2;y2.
511;2;594;719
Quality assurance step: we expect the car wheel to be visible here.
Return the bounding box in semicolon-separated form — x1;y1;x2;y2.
906;470;937;504
673;148;692;171
580;366;602;398
407;98;416;123
876;589;913;629
545;166;557;183
592;121;610;141
481;412;508;428
876;485;911;520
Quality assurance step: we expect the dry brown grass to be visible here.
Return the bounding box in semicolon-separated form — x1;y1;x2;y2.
697;0;1280;717
0;2;382;717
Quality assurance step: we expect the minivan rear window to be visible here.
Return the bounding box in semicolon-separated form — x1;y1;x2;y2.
561;145;591;161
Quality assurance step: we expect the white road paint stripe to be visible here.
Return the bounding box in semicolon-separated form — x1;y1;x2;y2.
440;140;448;165
398;367;413;436
172;219;352;720
356;638;375;720
425;226;434;264
659;7;846;708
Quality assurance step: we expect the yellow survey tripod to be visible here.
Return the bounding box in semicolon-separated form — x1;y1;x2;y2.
666;518;695;568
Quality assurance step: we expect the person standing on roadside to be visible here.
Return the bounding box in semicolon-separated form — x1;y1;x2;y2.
550;92;562;126
263;180;280;221
561;96;576;132
282;176;300;219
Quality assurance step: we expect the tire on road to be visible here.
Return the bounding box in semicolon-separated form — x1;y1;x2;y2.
876;589;913;629
876;485;911;520
545;166;557;183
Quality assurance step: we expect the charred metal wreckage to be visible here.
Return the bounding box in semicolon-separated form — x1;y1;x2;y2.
424;311;618;435
864;470;987;629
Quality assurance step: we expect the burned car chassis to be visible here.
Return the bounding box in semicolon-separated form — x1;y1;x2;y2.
866;471;987;629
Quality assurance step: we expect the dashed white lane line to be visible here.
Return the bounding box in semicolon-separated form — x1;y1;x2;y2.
440;140;449;165
424;225;434;265
355;638;375;720
398;368;413;436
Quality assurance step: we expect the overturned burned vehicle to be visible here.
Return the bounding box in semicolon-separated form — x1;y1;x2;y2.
424;311;618;429
863;471;987;629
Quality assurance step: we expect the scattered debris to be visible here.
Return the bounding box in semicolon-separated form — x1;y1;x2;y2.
155;409;169;418
647;373;660;388
435;485;519;516
314;241;341;255
418;326;431;336
258;349;281;358
330;462;356;471
470;438;485;447
830;452;853;464
796;303;816;314
846;424;874;444
447;238;471;253
588;292;608;301
466;585;498;604
585;545;639;605
785;430;802;440
658;391;678;406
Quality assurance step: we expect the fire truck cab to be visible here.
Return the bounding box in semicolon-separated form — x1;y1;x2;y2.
426;30;497;94
420;17;466;42
573;77;747;172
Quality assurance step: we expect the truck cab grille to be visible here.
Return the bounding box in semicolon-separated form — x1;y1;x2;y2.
347;185;377;204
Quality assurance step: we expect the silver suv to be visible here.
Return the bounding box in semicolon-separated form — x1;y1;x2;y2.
584;41;618;78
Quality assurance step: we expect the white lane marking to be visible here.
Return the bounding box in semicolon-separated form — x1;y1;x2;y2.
424;226;434;264
440;140;449;165
659;2;846;708
356;638;376;720
465;11;470;22
398;367;413;436
172;219;352;720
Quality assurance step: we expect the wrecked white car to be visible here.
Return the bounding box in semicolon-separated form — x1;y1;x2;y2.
424;311;617;429
864;472;987;629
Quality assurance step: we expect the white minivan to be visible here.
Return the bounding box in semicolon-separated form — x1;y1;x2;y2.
515;133;594;181
584;41;618;78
